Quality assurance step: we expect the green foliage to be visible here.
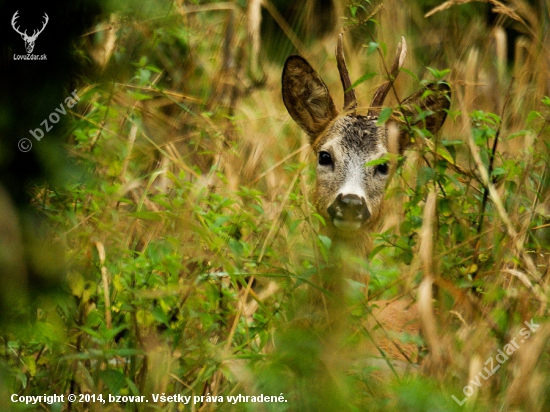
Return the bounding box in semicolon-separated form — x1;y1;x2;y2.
4;0;550;411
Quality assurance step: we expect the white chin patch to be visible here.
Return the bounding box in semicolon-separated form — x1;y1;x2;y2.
333;219;362;231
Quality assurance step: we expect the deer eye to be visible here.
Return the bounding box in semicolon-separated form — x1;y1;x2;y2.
375;163;389;175
318;151;332;166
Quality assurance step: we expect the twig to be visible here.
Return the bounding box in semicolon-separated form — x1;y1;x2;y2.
462;100;542;283
95;241;112;329
475;77;514;237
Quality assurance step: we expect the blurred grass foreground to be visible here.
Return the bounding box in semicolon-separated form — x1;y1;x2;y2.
1;0;550;411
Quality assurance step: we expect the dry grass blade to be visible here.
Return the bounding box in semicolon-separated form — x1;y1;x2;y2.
465;356;483;404
420;190;436;274
247;0;262;75
417;191;444;367
95;241;112;329
117;84;203;103
176;1;238;15
506;324;550;408
426;0;529;29
418;277;442;366
425;0;473;18
503;268;548;308
119;124;138;182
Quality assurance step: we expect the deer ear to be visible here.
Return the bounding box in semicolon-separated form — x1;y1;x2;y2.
282;56;339;142
396;83;451;152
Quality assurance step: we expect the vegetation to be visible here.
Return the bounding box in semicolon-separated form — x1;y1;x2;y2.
2;0;550;411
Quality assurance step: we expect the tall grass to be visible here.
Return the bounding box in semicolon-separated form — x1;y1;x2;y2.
2;0;550;411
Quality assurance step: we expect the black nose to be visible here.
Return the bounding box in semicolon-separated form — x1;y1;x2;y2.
327;194;371;222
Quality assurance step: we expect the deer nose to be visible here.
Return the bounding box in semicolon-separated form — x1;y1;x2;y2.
327;194;371;223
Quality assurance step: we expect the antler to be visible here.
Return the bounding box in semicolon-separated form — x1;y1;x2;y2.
11;11;27;38
28;13;49;41
368;36;407;116
336;33;357;112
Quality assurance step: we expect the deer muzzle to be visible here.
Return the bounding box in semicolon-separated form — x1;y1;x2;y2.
327;194;371;231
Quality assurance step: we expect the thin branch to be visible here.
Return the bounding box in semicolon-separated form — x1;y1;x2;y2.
475;77;514;237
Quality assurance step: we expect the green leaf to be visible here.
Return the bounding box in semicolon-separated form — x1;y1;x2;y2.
100;369;127;395
312;213;326;226
376;107;393;126
151;306;169;324
23;356;36;377
426;67;451;80
318;235;332;251
110;348;141;357
138;56;147;67
472;128;487;146
14;369;27;389
440;198;453;217
417;166;435;186
228;238;244;256
366;41;379;55
128;92;152;101
400;68;419;83
369;244;386;258
349;72;377;90
318;235;332;262
288;218;300;233
365;154;390;167
441;140;464;146
444;145;456;162
399;220;413;235
479;146;490;166
104;324;129;342
526;110;542;123
128;211;163;221
145;65;162;74
213;216;231;227
379;41;387;56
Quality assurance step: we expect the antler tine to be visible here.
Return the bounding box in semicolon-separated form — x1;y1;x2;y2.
368;36;407;116
11;11;26;37
336;33;357;112
32;13;49;39
11;10;19;26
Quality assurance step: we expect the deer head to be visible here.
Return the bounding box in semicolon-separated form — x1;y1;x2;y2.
282;35;450;247
12;11;49;54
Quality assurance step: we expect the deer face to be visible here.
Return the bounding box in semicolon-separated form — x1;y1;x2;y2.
314;116;389;233
282;37;450;238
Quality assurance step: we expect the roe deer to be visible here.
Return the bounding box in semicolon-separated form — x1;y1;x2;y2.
281;35;450;364
282;35;450;286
